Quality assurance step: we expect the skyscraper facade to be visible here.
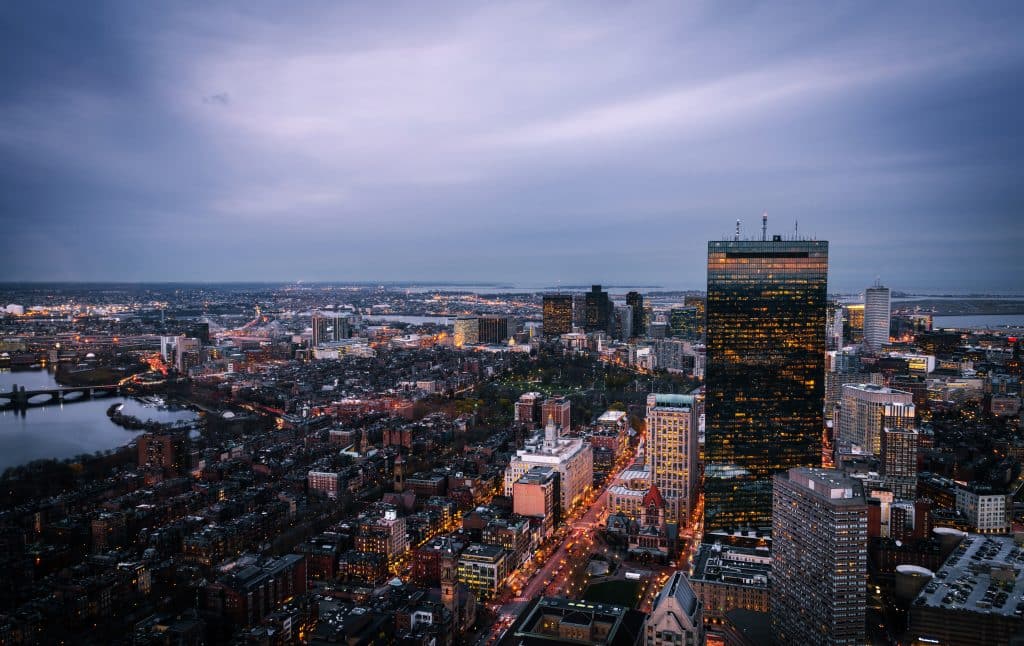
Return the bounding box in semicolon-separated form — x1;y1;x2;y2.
881;427;919;499
684;295;706;339
477;315;510;344
614;305;633;340
542;294;573;336
626;291;645;336
838;383;914;455
863;283;891;350
453;316;479;347
647;394;700;525
584;285;613;333
704;238;829;532
312;311;351;346
772;467;868;646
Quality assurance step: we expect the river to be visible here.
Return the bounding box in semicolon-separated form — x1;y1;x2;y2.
0;369;197;472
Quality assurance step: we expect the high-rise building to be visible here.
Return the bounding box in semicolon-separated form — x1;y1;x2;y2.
542;294;573;336
614;305;633;340
626;291;645;336
647;394;700;525
838;383;914;455
844;304;864;344
312;311;352;346
827;302;844;350
684;295;706;339
174;336;202;373
478;315;510;344
453;316;479;347
704;238;829;532
772;468;868;646
584;285;613;333
863;282;891;351
669;307;699;339
541;397;571;431
644;571;705;646
881;427;919;499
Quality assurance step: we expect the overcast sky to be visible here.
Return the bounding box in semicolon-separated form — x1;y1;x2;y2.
1;1;1021;292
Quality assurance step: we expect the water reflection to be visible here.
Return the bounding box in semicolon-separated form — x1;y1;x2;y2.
0;369;196;472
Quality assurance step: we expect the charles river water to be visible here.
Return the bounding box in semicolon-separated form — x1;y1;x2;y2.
0;369;197;473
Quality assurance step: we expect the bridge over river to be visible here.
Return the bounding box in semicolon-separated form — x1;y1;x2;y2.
0;384;122;410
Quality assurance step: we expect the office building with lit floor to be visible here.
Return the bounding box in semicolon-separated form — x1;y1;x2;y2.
771;467;868;646
704;237;829;532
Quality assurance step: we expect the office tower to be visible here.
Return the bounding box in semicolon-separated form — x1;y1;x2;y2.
541;397;571;431
645;571;705;646
684;295;706;339
614;305;633;340
647;394;700;525
704;238;829;532
881;427;919;499
453;316;479;347
626;291;645;336
838;383;914;455
585;284;613;333
312;311;351;346
542;294;573;336
863;282;891;350
478;315;509;344
827;302;844;350
189;322;211;344
844;304;864;344
669;307;699;339
772;468;868;646
174;336;202;373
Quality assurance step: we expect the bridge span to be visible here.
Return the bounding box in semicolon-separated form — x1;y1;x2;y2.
0;384;122;410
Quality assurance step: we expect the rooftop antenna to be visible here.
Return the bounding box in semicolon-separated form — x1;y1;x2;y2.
762;211;768;241
794;219;799;238
735;219;741;241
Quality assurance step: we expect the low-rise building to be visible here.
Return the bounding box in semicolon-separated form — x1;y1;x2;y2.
907;533;1024;645
457;543;508;601
955;486;1013;534
690;543;770;624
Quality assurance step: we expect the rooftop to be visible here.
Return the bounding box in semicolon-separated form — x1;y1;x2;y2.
647;393;694;409
691;543;771;588
913;533;1024;618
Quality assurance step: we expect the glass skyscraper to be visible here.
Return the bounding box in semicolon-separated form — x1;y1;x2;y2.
704;238;829;532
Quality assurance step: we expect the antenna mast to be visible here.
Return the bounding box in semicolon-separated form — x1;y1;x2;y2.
762;211;768;241
735;219;741;241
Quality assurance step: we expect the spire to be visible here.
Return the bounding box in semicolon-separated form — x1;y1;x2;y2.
544;414;558;447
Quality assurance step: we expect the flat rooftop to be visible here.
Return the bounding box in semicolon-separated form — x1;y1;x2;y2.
913;534;1024;618
691;543;770;588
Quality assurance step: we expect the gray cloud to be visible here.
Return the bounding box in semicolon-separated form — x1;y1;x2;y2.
0;1;1022;292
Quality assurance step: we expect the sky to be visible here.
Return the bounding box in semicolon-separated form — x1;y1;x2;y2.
1;1;1022;293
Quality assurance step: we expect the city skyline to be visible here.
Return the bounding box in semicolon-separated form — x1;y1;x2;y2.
2;3;1022;291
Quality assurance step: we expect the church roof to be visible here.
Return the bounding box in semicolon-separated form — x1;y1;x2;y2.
643;483;665;508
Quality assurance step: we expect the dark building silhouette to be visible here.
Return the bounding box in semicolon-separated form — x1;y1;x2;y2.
626;291;645;336
584;285;613;334
704;238;829;532
478;315;510;344
542;294;573;336
684;295;706;339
